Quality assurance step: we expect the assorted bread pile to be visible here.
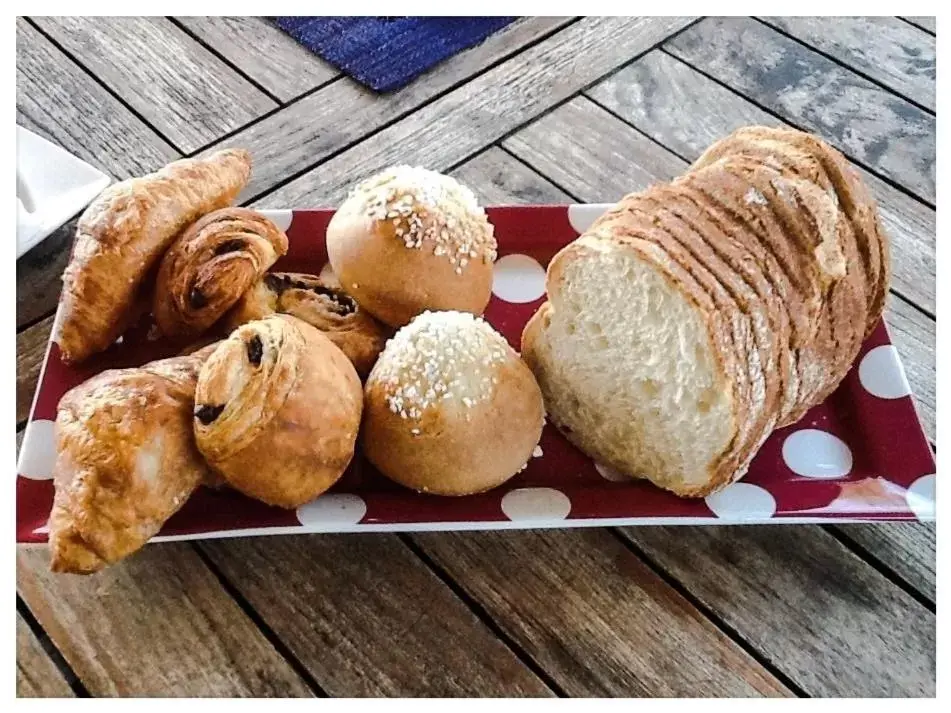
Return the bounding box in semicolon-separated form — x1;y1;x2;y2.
42;126;888;574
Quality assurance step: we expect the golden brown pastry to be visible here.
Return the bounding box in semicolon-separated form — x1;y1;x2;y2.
193;315;363;508
225;271;389;377
363;310;545;496
153;208;289;339
326;165;498;327
48;346;217;574
55;150;252;363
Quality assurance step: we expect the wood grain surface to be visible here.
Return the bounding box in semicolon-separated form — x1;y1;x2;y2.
254;16;699;208
30;16;276;152
412;529;790;697
665;17;936;204
16;315;53;424
17;546;313;697
759;16;936;110
173;16;338;101
208;17;575;201
620;526;935;696
17;611;74;698
901;17;936;34
832;523;936;602
16;18;179;180
200;535;553;697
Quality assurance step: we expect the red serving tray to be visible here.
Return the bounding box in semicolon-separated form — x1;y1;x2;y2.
16;206;936;544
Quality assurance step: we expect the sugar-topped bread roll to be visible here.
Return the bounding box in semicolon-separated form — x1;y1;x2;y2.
363;310;544;496
326;166;498;327
193;315;362;508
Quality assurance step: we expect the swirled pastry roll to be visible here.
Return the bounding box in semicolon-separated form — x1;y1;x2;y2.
48;346;217;574
56;150;251;363
153;208;288;339
193;315;363;508
225;271;388;377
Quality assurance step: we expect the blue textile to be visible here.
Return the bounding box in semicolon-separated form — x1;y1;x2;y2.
272;16;516;92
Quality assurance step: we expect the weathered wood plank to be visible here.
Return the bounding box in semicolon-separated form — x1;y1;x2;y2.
30;16;276;152
502;102;935;696
16;315;53;424
586;50;936;316
204;17;574;201
17;611;74;698
503;96;684;199
16;18;179;179
17;219;73;329
450;147;572;205
901;17;936;34
200;535;553;697
832;522;935;603
174;16;338;101
251;16;698;208
619;526;935;696
17;546;313;697
665;17;936;203
412;529;789;697
759;17;935;111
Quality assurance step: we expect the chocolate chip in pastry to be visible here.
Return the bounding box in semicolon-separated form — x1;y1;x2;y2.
153;207;289;339
225;271;389;378
193;315;363;509
56;150;252;364
48;346;217;574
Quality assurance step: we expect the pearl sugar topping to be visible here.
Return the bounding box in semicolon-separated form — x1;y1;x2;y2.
350;166;498;272
374;310;509;422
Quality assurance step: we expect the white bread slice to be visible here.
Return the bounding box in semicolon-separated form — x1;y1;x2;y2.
522;231;747;497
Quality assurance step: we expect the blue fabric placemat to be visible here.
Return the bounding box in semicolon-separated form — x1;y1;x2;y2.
272;16;516;93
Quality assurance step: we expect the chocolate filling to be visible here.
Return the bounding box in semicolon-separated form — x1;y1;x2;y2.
213;238;247;256
189;287;208;309
246;335;263;366
263;274;357;315
195;404;225;424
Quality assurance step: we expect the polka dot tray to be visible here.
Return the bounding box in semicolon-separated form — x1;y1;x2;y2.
16;206;936;544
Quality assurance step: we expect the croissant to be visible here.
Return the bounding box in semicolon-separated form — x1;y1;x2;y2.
225;271;389;377
48;346;217;574
153;208;289;339
55;150;252;363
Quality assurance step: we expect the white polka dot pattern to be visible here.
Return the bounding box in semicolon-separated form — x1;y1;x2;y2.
257;209;293;232
567;204;609;234
595;462;630;482
319;262;336;283
17;419;57;480
858;345;911;399
501;487;571;521
782;429;853;479
33;523;49;535
705;483;776;521
296;493;367;527
491;254;546;303
905;474;935;521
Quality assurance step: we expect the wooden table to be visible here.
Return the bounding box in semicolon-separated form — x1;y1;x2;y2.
16;16;936;697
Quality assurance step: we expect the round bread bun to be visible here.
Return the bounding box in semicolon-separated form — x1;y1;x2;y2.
326;166;497;328
363;310;544;496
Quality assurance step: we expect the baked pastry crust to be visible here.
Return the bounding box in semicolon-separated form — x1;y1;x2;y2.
363;311;545;496
56;150;252;363
48;346;217;574
193;315;363;508
225;271;388;378
326;166;497;327
153;208;288;339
